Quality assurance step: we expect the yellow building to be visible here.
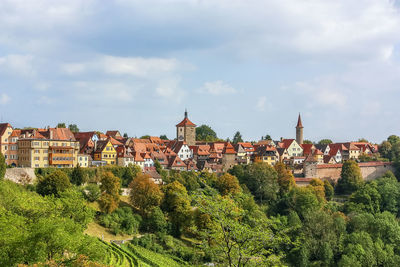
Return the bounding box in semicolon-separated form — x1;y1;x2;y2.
254;146;279;166
18;138;79;168
93;140;117;165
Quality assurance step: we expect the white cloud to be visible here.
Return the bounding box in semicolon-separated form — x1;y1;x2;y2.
73;81;136;103
200;80;236;95
155;77;185;102
0;54;35;76
0;93;10;104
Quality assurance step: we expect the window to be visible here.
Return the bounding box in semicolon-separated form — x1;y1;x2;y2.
4;146;7;150
35;164;39;167
4;155;7;159
34;150;39;154
33;142;39;146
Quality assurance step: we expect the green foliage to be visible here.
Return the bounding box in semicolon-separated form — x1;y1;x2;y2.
36;170;71;197
262;134;272;140
0;152;5;179
130;174;163;216
196;124;218;141
56;122;66;128
159;134;168;140
288;186;321;218
162;181;192;237
358;138;369;143
71;164;86;186
318;139;333;145
140;135;150;139
84;183;101;202
335;160;363;195
141;207;168;233
324;180;334;201
0;180;103;266
303;139;313;144
233;162;279;204
99;171;120;214
68;124;79;133
346;182;381;214
232;131;243;144
99;207;142;235
215;173;241;196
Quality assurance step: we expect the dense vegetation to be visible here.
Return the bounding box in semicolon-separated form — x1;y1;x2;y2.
3;138;400;266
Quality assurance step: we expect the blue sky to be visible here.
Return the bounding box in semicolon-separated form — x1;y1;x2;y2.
1;0;400;143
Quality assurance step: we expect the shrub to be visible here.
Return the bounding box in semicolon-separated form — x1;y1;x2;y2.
99;207;142;235
84;184;101;202
36;170;71;197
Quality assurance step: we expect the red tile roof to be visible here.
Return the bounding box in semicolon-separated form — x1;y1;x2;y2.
0;123;12;137
176;117;196;127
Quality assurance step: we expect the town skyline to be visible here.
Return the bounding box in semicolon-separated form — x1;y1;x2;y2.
1;1;400;143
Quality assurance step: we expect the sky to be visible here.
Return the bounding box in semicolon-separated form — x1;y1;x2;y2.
1;0;400;143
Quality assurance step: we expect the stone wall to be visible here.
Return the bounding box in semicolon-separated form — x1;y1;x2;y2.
303;162;394;182
5;167;36;185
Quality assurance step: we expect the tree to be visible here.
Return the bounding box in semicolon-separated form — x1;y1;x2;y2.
99;172;120;214
68;124;79;133
123;133;128;138
262;134;272;140
162;181;192;237
232;131;243;144
318;139;333;145
71;164;86;186
84;184;101;202
154;160;162;174
194;193;283;266
56;122;66;128
274;162;295;195
130;174;163;216
346;182;381;214
387;135;400;146
141;207;168;233
335;160;364;195
159;134;168;140
358;138;368;143
216;173;241;196
379;141;392;159
324;180;334;201
140;135;150;139
236;162;280;204
303;140;313;144
0;152;5;180
289;186;321;218
196;125;218;141
37;170;71;197
308;178;326;202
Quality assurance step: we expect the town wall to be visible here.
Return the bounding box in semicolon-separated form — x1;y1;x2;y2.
303;162;395;182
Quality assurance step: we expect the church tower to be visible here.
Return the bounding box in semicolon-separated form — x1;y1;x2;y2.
176;109;196;146
296;113;304;145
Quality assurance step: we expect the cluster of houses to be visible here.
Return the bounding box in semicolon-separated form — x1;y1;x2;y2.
0;112;379;175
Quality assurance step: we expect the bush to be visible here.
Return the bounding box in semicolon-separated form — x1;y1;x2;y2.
141;207;168;233
84;184;101;202
36;170;71;197
99;207;142;235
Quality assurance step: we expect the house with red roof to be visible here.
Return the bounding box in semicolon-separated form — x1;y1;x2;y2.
279;139;303;157
0;123;14;165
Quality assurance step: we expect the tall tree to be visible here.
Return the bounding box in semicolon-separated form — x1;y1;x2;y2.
68;124;79;133
263;134;272;140
130;174;163;216
318;139;333;145
71;164;85;186
335;160;363;195
274;161;295;195
123;133;128;138
99;171;120;214
0;152;6;180
232;131;243;144
196;125;218;141
56;122;66;128
162;181;192;237
387;135;400;146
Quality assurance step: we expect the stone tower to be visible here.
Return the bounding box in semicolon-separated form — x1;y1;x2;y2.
176;109;196;146
296;113;304;145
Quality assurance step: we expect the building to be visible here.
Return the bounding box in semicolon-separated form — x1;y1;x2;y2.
176;110;196;146
167;140;193;161
254;145;279;166
280;139;303;157
78;154;90;167
18;129;80;168
0;123;14;165
296;113;304;145
93;140;117;165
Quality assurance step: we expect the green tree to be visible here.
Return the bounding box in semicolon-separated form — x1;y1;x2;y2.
56;122;66;128
162;181;192;237
263;134;272;140
99;171;120;214
68;124;79;133
0;152;6;180
130;174;163;216
216;173;241;196
335;160;363;195
37;170;71;197
123;132;128;138
379;141;392;159
318;139;333;145
141;207;168;233
140;135;150;139
196;125;218;141
303;140;313;144
274;161;295;195
232;131;243;144
71;164;86;186
84;184;101;202
236;162;280;204
358;138;368;143
346;182;381;214
324;180;334;201
194;193;283;266
289;186;321;218
387;135;400;145
159;134;168;140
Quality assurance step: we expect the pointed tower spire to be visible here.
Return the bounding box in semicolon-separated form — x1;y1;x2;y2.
296;113;304;145
296;113;303;128
184;108;188;119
